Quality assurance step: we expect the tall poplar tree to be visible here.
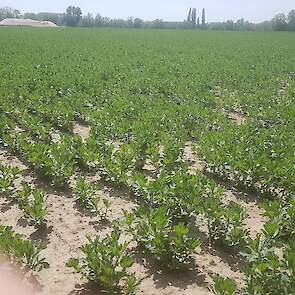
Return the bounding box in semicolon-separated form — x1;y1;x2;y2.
187;8;192;23
202;8;206;28
192;8;197;28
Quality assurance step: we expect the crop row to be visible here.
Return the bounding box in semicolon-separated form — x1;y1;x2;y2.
0;28;294;294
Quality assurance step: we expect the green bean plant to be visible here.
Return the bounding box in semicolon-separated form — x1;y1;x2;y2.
15;183;47;227
0;225;48;271
74;176;111;219
124;206;200;270
67;227;140;294
0;163;20;195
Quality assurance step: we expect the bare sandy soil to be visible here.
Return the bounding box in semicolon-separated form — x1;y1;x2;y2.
227;109;246;126
73;123;90;141
0;130;266;295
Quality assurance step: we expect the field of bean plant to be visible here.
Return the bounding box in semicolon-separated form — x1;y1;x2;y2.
0;28;294;295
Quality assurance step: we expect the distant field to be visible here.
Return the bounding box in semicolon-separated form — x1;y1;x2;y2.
0;28;294;294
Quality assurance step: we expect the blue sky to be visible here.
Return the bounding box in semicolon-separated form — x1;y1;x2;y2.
2;0;295;22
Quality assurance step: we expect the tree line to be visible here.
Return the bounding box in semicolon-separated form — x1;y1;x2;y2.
208;10;295;31
0;5;295;31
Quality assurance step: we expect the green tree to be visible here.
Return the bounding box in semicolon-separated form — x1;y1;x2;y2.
79;13;95;27
127;17;134;28
37;12;60;24
288;9;295;31
133;18;144;28
225;20;234;31
23;12;38;20
272;13;287;31
94;14;102;27
235;18;245;31
202;8;206;29
64;6;82;26
0;6;20;21
256;21;273;31
192;8;197;28
151;19;164;29
187;8;192;23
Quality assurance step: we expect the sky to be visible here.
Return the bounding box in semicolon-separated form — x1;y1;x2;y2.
2;0;295;23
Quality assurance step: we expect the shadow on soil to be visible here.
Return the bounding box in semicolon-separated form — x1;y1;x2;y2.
0;198;14;213
29;224;53;246
201;240;246;273
134;249;206;290
68;281;122;295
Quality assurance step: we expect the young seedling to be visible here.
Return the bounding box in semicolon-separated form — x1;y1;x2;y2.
0;225;48;271
0;164;20;195
101;198;112;220
212;275;237;295
241;230;295;295
74;176;112;220
124;206;200;270
16;183;47;228
66;226;140;293
263;199;295;242
204;195;249;249
23;188;47;227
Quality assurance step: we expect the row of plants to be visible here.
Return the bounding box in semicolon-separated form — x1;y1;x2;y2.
0;225;48;271
67;162;252;293
68;193;295;294
1;125;76;188
67;146;294;293
123;206;201;270
74;176;111;219
2;69;294;202
0;162;20;195
1;75;294;202
213;195;295;294
67;226;140;294
197;123;294;199
0;28;294;294
1;161;48;228
14;184;48;228
0;162;48;273
213;221;295;295
2;104;294;294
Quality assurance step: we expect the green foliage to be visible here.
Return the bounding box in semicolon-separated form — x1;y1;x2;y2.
233;220;294;294
0;28;294;293
162;142;182;171
74;176;111;219
16;183;47;227
124;206;200;270
217;226;295;294
0;163;20;194
66;227;139;293
26;141;76;188
241;233;276;264
212;275;236;295
203;196;249;248
71;136;100;170
242;235;295;294
103;143;135;185
263;199;295;242
135;166;218;222
0;225;48;271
